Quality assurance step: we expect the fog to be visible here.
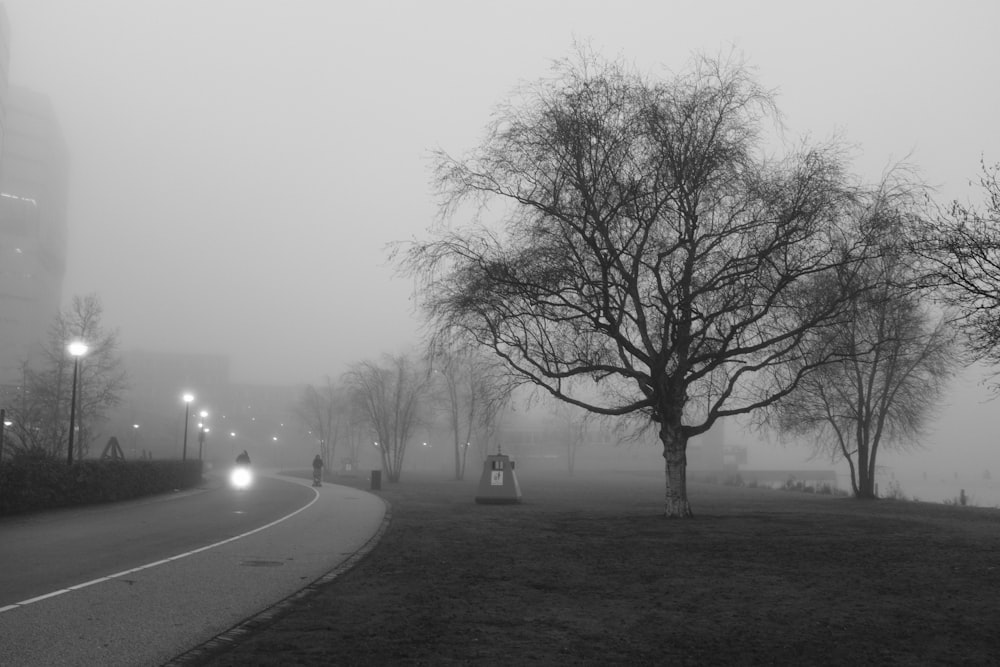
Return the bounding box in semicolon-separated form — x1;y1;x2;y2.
4;1;1000;487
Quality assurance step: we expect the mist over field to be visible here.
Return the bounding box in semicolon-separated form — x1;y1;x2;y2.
3;1;999;495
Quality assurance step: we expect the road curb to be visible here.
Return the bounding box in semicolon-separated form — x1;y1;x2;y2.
163;495;392;666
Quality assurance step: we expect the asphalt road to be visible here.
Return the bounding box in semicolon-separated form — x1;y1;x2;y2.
0;471;387;666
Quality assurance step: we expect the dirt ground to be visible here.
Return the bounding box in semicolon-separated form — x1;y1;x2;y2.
180;468;1000;666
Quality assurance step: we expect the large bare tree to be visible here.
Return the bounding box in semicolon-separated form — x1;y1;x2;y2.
345;352;432;482
770;177;958;498
399;50;870;516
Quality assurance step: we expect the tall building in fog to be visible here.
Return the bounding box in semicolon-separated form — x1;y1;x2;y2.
0;84;69;384
0;5;10;171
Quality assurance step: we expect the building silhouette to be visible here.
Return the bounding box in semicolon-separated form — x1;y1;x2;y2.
0;5;9;171
0;83;68;385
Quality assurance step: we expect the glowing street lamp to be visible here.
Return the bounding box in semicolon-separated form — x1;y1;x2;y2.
198;409;209;460
66;341;89;464
181;393;194;460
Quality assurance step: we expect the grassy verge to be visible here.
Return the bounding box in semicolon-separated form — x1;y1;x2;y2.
197;468;1000;666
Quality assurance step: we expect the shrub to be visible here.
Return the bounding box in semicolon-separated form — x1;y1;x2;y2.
0;459;204;516
883;480;908;501
782;477;805;492
723;474;745;487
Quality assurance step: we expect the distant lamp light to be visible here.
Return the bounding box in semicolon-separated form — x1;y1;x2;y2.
181;392;195;460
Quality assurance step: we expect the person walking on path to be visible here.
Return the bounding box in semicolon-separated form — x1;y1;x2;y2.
312;454;324;486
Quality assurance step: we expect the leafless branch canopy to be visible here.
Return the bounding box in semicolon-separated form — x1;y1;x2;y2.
914;159;1000;369
399;50;871;441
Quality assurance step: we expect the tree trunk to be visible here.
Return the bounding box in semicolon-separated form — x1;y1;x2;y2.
857;472;876;499
661;429;693;518
855;441;875;499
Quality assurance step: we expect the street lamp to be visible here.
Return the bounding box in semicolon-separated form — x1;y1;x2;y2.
132;423;140;458
181;392;194;460
198;410;209;460
66;341;88;464
0;409;7;464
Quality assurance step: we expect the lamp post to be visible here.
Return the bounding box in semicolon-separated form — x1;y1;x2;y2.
0;414;11;465
66;341;88;465
200;428;209;461
198;410;208;460
181;393;194;460
132;423;140;458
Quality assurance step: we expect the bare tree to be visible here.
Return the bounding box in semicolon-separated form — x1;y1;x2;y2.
770;178;959;498
344;352;432;482
0;362;50;458
915;159;1000;371
293;376;344;469
3;294;127;459
399;49;869;516
429;340;515;480
340;398;369;472
549;399;590;475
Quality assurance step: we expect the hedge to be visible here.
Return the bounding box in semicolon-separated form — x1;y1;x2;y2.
0;458;204;516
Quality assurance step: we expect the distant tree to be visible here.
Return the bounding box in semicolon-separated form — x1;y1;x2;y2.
549;399;590;475
399;48;872;516
1;294;127;460
345;352;432;482
293;376;370;472
0;362;49;458
770;176;958;498
293;376;342;468
340;396;370;472
915;159;1000;372
429;340;515;480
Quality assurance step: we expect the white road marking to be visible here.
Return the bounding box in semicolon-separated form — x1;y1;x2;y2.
0;485;319;615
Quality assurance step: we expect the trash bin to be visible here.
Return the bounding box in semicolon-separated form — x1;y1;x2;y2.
370;469;382;490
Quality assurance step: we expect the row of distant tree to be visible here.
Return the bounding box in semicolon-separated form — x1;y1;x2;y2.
292;342;518;484
0;291;520;483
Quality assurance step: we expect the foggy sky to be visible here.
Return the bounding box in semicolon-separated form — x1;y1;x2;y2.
4;1;1000;474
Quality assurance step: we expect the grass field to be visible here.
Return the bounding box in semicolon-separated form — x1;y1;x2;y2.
191;467;1000;666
